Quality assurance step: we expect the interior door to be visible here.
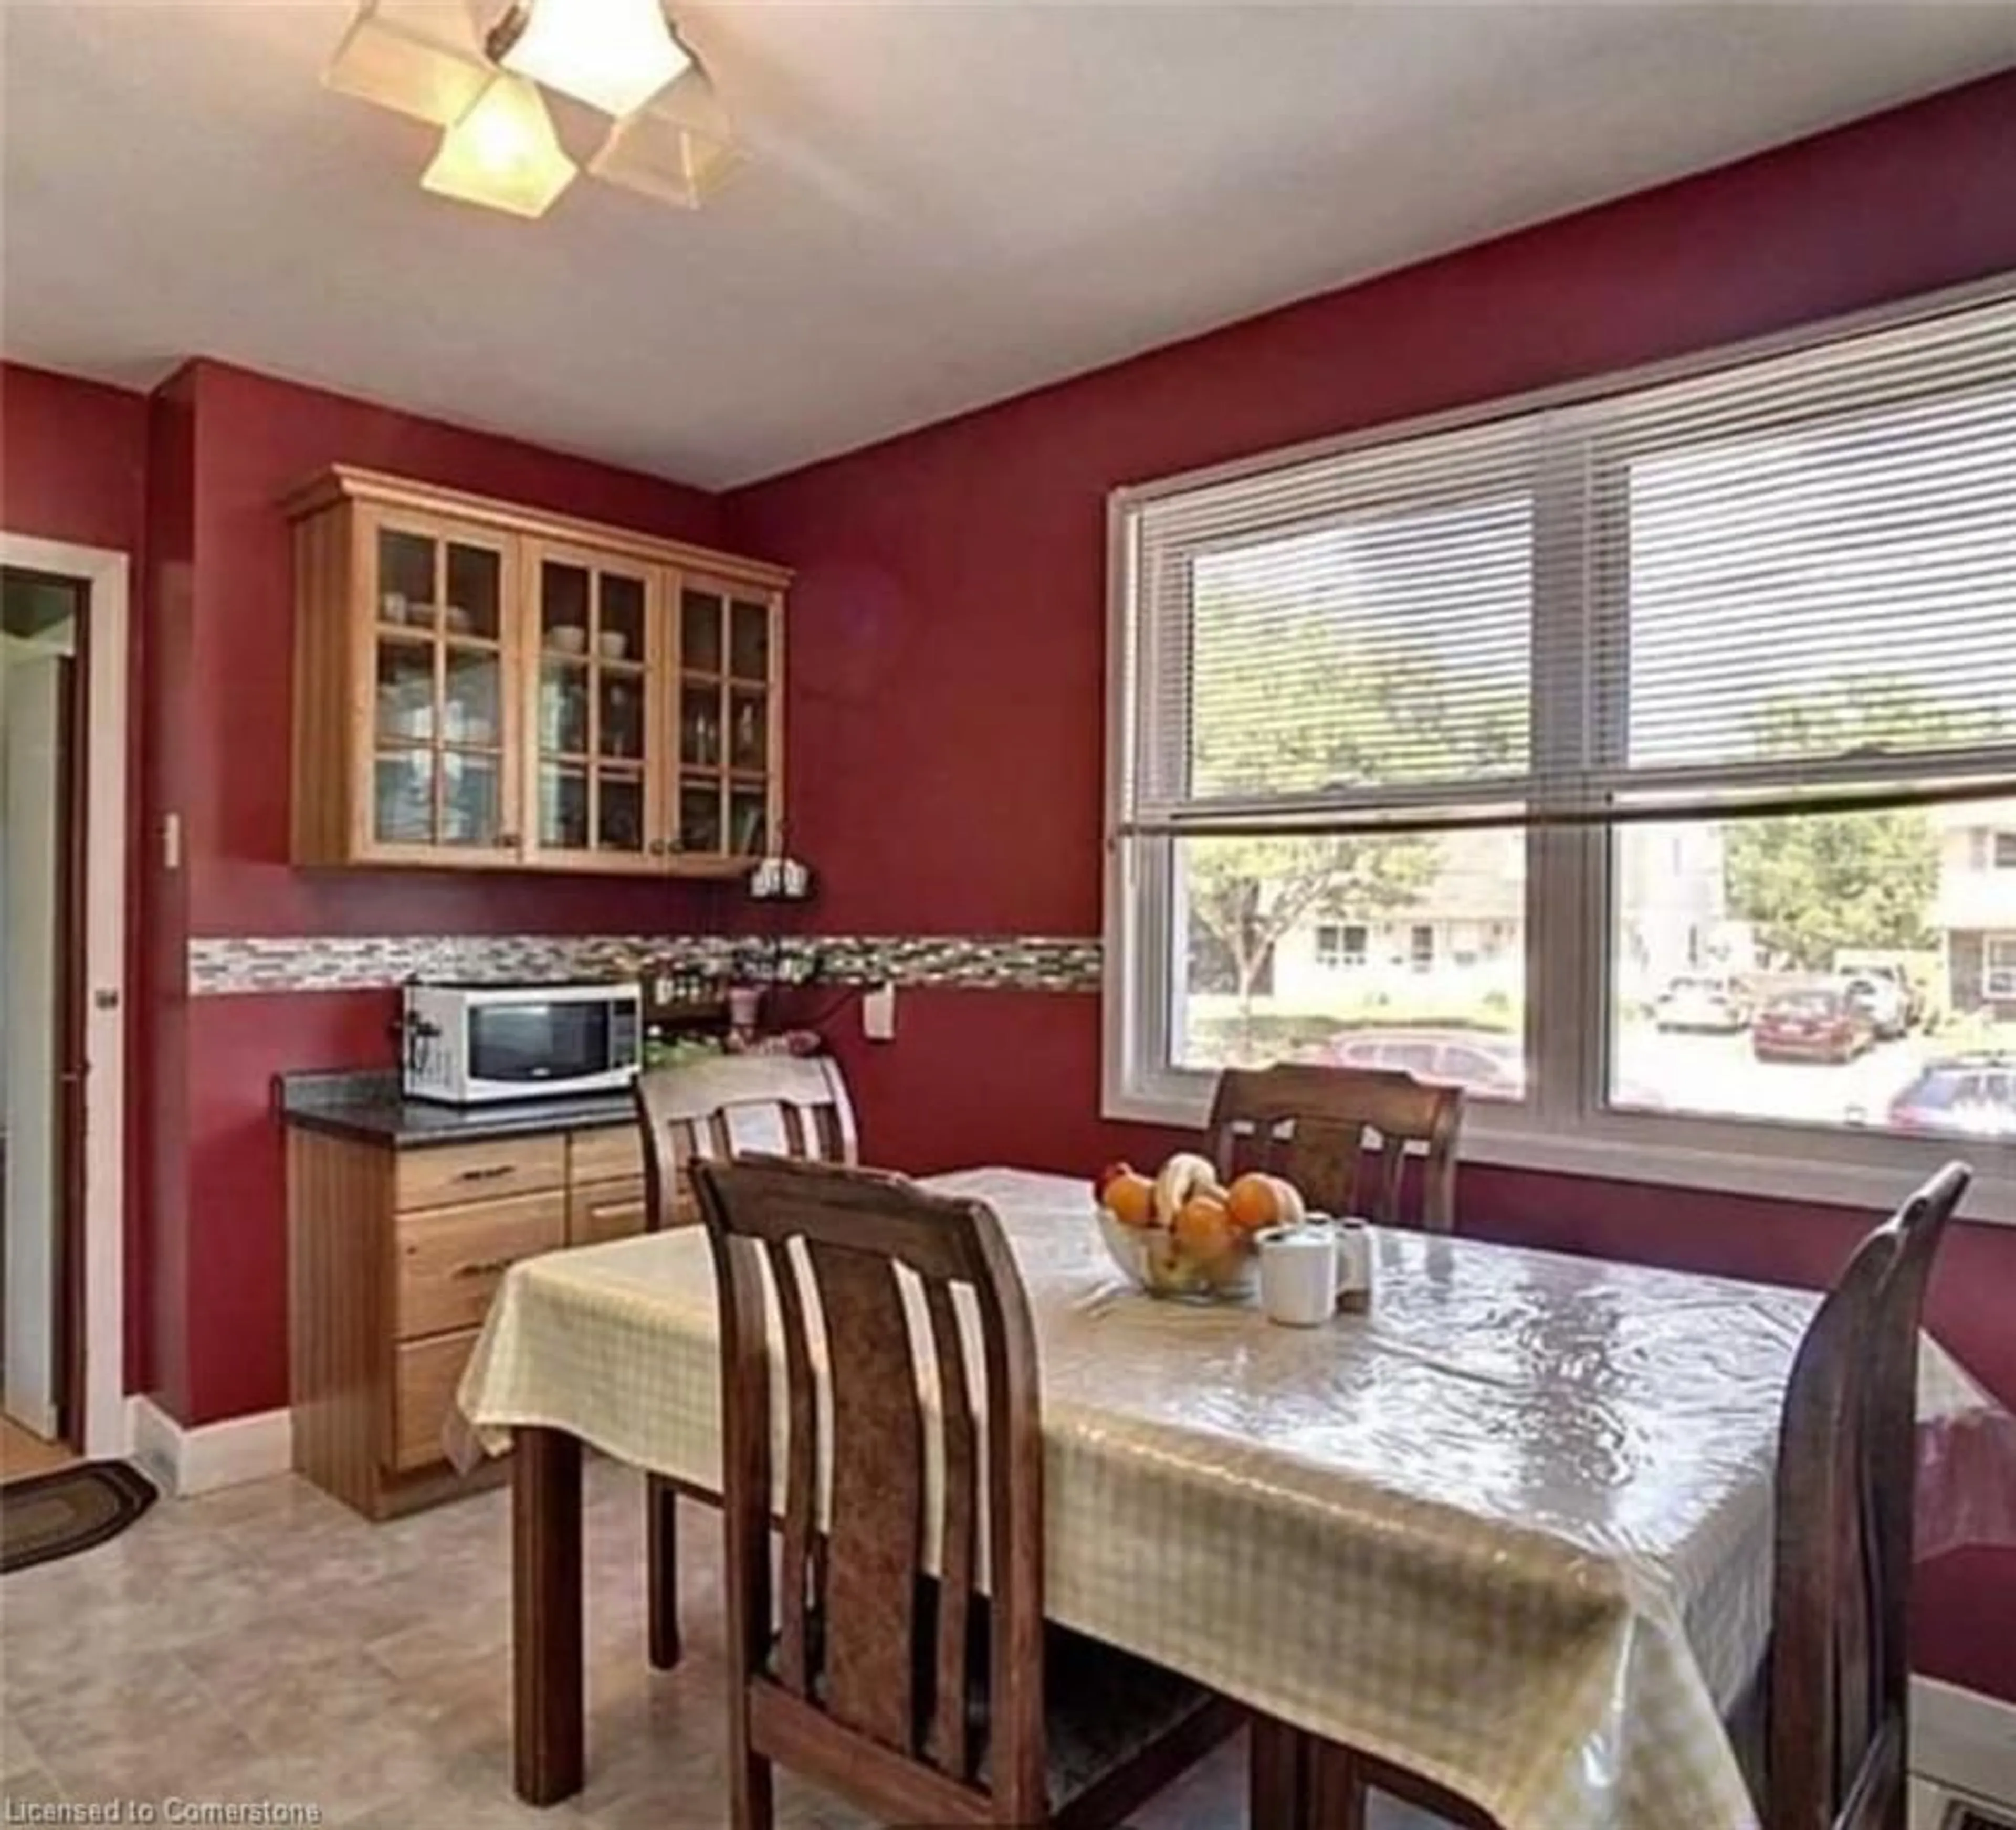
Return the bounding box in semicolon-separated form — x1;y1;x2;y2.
4;653;69;1438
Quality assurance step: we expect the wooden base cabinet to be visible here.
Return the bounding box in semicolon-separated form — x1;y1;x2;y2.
287;466;789;878
288;1120;649;1520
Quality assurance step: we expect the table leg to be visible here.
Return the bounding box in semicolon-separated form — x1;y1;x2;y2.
647;1473;681;1670
513;1426;584;1805
1307;1740;1370;1830
1249;1715;1310;1830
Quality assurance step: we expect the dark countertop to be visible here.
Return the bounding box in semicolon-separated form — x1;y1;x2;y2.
277;1069;637;1149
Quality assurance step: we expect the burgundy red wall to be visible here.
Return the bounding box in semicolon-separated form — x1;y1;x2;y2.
724;72;2016;1699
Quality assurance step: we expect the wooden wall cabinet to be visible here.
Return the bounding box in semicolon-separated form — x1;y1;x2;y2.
288;467;790;876
288;1120;665;1519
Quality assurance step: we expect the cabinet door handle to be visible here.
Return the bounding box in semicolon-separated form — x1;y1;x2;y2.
456;1163;517;1183
452;1256;518;1280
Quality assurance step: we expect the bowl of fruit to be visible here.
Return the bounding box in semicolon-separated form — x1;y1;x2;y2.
1092;1153;1308;1301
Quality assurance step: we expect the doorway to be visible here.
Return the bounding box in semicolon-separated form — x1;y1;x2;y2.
1;567;86;1476
0;535;125;1470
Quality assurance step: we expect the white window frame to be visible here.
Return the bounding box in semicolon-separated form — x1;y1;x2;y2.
1102;273;2016;1224
1987;937;2016;1001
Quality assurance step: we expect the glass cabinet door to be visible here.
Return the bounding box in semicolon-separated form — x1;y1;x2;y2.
369;520;512;854
675;581;776;864
528;546;662;868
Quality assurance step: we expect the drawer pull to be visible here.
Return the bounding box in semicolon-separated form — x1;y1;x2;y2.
457;1164;518;1183
452;1255;519;1280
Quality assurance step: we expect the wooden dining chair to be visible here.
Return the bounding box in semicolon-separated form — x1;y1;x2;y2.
692;1153;1240;1829
638;1055;858;1230
1206;1063;1464;1232
1767;1159;1969;1830
634;1054;858;1670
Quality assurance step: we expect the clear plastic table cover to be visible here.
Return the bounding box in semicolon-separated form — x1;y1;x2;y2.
456;1166;2016;1830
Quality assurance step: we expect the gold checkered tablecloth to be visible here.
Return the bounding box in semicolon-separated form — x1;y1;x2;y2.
456;1166;2001;1830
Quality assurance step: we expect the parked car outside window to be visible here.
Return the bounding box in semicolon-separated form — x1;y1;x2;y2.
1886;1058;2016;1139
1653;975;1751;1034
1752;986;1873;1065
1318;1029;1523;1096
1840;972;1910;1042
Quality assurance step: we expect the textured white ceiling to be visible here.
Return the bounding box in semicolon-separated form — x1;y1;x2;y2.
3;2;2011;487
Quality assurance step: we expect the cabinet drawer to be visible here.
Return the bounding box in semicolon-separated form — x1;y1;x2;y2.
395;1136;566;1212
392;1330;478;1473
396;1192;566;1340
570;1123;644;1186
569;1177;649;1247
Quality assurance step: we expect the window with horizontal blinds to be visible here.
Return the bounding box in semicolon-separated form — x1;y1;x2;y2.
1128;416;1538;834
1581;303;2016;822
1109;282;2016;1185
1119;292;2016;840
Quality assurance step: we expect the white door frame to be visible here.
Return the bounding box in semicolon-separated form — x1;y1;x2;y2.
0;532;128;1458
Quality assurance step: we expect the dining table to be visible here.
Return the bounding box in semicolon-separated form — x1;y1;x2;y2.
453;1165;2008;1830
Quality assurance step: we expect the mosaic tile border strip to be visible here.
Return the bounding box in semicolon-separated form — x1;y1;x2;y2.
188;933;1103;997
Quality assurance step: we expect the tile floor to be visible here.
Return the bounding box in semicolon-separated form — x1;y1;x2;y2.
0;1458;1446;1827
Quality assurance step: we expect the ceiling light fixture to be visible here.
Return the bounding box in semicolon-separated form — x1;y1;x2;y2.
421;72;578;218
323;0;491;127
486;0;692;120
590;64;741;209
323;1;739;219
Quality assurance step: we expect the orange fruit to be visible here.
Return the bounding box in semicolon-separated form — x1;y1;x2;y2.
1173;1193;1236;1265
1226;1173;1284;1233
1102;1170;1156;1229
1225;1172;1305;1233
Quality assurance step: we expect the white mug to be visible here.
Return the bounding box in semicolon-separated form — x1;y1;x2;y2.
1256;1224;1339;1327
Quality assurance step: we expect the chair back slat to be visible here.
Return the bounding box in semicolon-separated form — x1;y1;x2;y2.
804;1234;929;1750
1769;1161;1969;1830
1207;1063;1464;1231
693;1155;1046;1819
925;1279;978;1780
769;1237;818;1699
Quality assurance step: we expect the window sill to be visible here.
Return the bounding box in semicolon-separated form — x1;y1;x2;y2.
1102;1081;2016;1227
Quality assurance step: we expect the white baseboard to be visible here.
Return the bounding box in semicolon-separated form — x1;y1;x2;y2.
1916;1675;2016;1817
125;1396;293;1497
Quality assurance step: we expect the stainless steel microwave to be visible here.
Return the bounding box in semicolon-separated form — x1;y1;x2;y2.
401;981;641;1105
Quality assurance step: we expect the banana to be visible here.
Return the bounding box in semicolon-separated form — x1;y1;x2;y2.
1272;1176;1308;1227
1152;1151;1220;1226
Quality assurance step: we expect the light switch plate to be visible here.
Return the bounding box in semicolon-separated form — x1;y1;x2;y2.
863;982;897;1042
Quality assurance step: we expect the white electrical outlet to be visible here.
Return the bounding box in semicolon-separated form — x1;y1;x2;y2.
863;982;897;1042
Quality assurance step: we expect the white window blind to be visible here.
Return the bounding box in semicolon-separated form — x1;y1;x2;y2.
1117;294;2016;842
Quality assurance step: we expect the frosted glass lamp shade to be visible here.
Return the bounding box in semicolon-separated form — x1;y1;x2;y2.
488;0;692;119
590;68;742;208
421;74;578;218
323;0;491;127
